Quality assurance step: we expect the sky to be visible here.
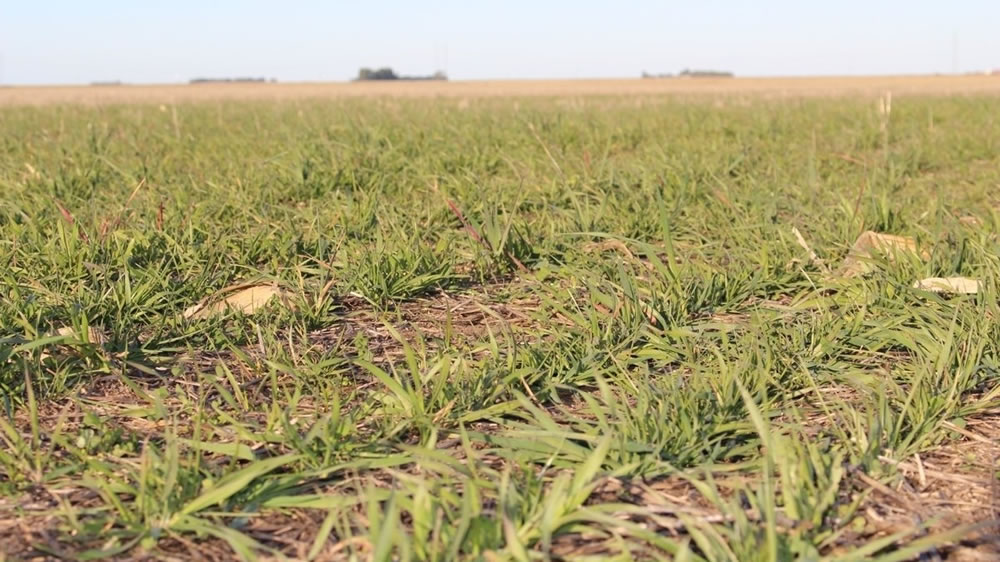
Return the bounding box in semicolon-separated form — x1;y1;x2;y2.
1;0;998;85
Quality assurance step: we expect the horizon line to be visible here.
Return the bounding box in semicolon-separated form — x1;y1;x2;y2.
4;72;998;89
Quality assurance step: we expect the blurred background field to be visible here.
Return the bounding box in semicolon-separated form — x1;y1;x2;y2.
3;75;1000;106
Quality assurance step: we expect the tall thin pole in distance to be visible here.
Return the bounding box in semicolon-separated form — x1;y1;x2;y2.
952;30;959;74
432;41;449;78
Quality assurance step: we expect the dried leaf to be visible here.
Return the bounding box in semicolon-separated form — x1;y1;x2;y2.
53;326;107;345
183;283;292;320
54;200;75;225
38;326;108;361
913;277;981;294
582;239;636;260
839;231;929;277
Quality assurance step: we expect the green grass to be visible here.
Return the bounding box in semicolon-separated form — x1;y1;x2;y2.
1;94;1000;560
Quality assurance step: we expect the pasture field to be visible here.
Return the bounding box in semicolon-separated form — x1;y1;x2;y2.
1;82;1000;560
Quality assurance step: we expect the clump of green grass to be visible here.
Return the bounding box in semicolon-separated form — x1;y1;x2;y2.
349;238;461;308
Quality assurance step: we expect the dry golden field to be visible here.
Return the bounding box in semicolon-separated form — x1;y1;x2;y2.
1;75;999;105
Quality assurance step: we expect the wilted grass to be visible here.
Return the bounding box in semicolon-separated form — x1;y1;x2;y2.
1;93;1000;560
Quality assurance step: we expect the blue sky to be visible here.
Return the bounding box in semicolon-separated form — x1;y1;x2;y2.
1;1;997;85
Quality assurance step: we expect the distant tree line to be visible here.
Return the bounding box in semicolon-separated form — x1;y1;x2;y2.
679;69;733;78
189;77;277;84
355;67;447;81
642;69;734;79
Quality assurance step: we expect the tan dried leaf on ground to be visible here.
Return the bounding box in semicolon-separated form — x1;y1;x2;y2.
54;326;107;345
38;326;108;361
582;239;638;260
913;277;981;294
839;231;929;277
183;283;292;320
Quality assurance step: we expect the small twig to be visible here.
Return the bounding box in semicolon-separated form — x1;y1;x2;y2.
850;178;868;232
124;177;147;208
53;199;89;243
54;200;74;225
850;463;926;515
913;453;928;489
328;536;372;556
831;152;867;166
446;198;488;249
790;226;827;272
941;420;995;446
99;177;147;240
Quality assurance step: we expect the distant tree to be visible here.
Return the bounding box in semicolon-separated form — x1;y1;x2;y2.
355;67;446;81
678;68;733;78
357;67;399;81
